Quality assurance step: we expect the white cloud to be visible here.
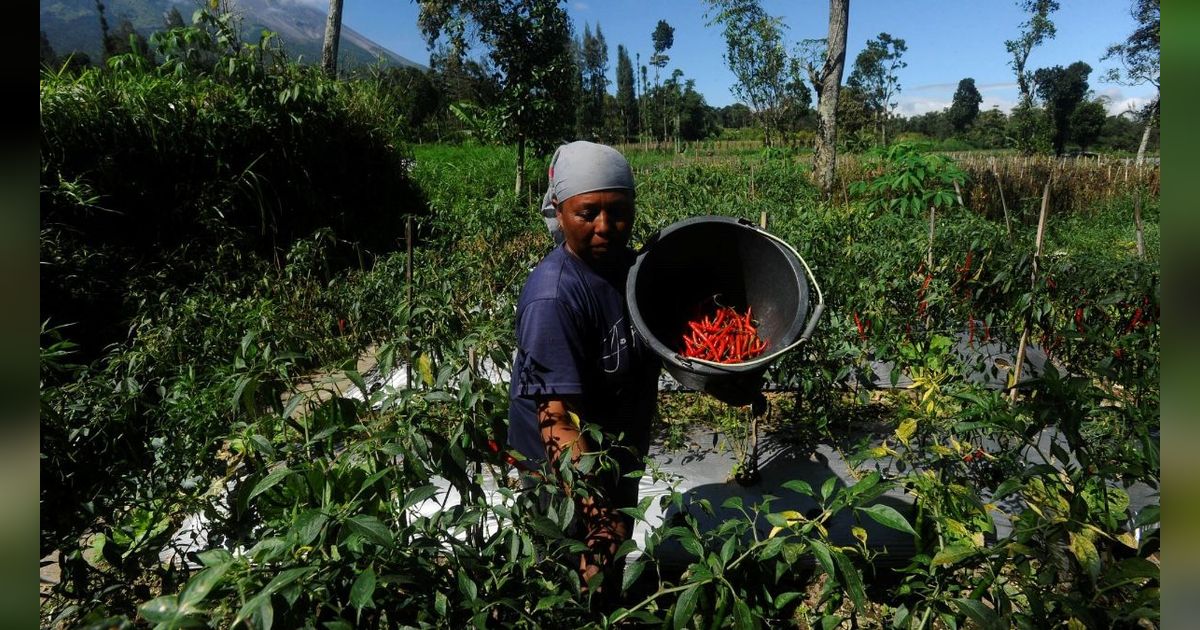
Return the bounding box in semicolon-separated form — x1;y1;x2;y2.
573;2;590;11
1096;87;1152;116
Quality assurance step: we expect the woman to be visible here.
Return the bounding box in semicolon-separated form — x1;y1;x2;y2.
508;141;660;599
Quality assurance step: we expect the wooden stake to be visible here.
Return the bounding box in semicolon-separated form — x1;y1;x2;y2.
1010;177;1051;401
993;169;1012;238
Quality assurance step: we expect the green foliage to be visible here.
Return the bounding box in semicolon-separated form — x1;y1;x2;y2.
43;130;1158;628
849;142;967;218
1034;61;1093;155
948;77;983;132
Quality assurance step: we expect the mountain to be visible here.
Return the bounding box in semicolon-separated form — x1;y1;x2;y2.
40;0;426;70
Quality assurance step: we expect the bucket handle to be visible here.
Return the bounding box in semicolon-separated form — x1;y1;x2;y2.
675;223;826;371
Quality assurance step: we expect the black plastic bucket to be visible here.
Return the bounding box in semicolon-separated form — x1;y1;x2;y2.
627;216;824;405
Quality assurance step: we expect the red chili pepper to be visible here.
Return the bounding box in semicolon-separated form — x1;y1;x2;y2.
968;318;976;344
1075;307;1086;334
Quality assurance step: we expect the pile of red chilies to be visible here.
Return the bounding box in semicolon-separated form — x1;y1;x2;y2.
679;305;767;363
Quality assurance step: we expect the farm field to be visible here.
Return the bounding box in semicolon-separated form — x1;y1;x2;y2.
41;136;1159;627
40;3;1160;625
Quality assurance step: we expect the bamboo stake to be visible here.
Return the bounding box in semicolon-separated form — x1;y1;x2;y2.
406;214;414;389
993;168;1012;238
1010;177;1052;402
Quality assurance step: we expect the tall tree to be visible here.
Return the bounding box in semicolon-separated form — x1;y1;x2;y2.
1005;0;1059;104
651;20;675;140
1103;0;1158;163
1070;99;1107;152
616;44;638;141
578;23;609;140
322;0;344;77
947;77;983;132
419;0;577;194
846;32;906;144
1033;61;1092;155
800;0;850;198
706;0;791;147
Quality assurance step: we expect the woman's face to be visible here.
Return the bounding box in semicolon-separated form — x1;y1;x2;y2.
556;189;635;265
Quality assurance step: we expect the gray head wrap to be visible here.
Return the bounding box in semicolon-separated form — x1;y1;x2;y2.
540;141;635;246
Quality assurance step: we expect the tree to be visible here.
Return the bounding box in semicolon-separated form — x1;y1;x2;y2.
947;77;983;132
419;0;577;194
1005;0;1060;105
322;0;344;78
577;23;609;140
40;31;57;68
1070;99;1107;152
650;20;675;141
616;45;637;142
163;6;186;30
1103;0;1158;163
1033;61;1091;155
800;0;850;198
846;32;906;144
705;0;792;147
719;103;754;128
966;107;1009;148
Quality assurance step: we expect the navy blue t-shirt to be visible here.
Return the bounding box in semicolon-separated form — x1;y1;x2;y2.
508;245;660;465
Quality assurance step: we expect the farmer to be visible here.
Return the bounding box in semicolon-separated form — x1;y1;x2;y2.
508;141;660;599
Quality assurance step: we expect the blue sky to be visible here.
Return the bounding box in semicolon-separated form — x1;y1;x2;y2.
328;0;1156;117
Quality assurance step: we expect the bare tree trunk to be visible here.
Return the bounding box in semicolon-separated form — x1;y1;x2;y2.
1136;98;1158;166
1010;177;1052;402
515;135;526;196
321;0;344;78
813;0;849;198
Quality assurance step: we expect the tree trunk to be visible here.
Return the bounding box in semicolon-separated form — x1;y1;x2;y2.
813;0;850;198
1136;100;1157;165
321;0;344;78
515;135;526;196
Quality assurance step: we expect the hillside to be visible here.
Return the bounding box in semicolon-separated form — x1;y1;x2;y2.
40;0;425;69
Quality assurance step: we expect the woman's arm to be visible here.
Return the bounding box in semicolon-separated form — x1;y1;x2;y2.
536;397;591;469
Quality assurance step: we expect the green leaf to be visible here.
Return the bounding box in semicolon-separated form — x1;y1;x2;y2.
293;510;328;546
931;542;977;567
856;504;917;536
681;534;705;559
809;540;835;578
179;561;233;608
1101;557;1159;590
435;591;448;617
834;551;866;611
952;598;999;630
820;476;837;501
673;583;701;630
346;515;394;546
774;591;803;610
138;595;180;624
248;466;292;502
400;484;440;511
782;479;814;496
1069;530;1101;583
733;598;754;629
196;548;233;568
458;569;478;601
622;559;647;593
350;567;376;611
